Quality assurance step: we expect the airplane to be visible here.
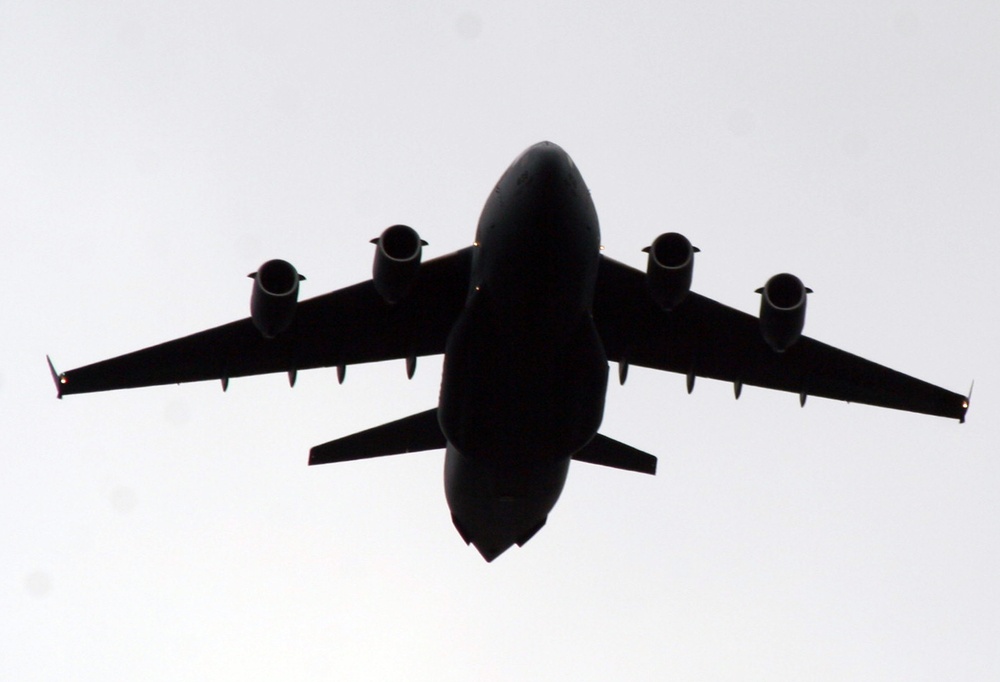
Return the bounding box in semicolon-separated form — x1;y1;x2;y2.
48;141;970;561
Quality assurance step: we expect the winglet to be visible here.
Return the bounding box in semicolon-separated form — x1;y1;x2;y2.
960;381;973;424
46;355;66;399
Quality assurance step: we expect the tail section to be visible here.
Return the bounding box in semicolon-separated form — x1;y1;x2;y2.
309;408;445;465
572;433;657;475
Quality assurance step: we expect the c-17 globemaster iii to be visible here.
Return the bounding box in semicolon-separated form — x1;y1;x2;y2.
49;141;969;561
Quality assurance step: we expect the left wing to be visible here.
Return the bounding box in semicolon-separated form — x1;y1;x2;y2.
52;248;472;396
593;255;969;421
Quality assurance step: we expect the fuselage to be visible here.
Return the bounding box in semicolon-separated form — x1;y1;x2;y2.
438;142;609;560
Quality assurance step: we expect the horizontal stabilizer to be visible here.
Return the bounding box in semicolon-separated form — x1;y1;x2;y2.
309;408;445;466
572;433;657;475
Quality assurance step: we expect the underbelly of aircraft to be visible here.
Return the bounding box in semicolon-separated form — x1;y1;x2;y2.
437;292;609;560
438;292;608;464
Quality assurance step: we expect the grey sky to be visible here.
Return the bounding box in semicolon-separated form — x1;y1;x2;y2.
3;2;998;679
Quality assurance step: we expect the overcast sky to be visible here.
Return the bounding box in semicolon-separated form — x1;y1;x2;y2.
3;2;998;680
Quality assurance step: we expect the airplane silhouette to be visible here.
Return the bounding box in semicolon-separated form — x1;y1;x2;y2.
49;141;969;561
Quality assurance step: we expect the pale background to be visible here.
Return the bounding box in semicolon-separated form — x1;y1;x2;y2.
3;2;997;680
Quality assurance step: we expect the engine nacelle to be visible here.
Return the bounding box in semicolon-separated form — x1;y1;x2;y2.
249;259;304;338
756;273;812;352
643;232;699;311
371;224;426;304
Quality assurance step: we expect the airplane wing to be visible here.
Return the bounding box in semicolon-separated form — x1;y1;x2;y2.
593;255;969;421
52;248;473;396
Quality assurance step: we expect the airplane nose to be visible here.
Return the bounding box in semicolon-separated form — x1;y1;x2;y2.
506;141;586;208
519;141;572;181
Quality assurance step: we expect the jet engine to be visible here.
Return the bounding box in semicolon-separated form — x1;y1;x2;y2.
371;224;426;304
249;259;304;338
643;232;699;311
756;273;812;352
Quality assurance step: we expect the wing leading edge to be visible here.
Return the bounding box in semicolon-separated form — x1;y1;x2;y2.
593;255;969;422
52;248;473;396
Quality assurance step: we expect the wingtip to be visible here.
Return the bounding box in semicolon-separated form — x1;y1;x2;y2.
46;355;65;399
959;381;973;424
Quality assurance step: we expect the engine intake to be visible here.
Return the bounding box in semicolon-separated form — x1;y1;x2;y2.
756;273;811;352
372;224;426;304
249;259;304;338
643;232;699;311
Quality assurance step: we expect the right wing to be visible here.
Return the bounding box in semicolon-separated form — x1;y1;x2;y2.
52;248;472;396
593;255;969;421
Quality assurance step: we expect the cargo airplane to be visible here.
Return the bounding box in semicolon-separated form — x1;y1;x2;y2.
49;142;969;561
